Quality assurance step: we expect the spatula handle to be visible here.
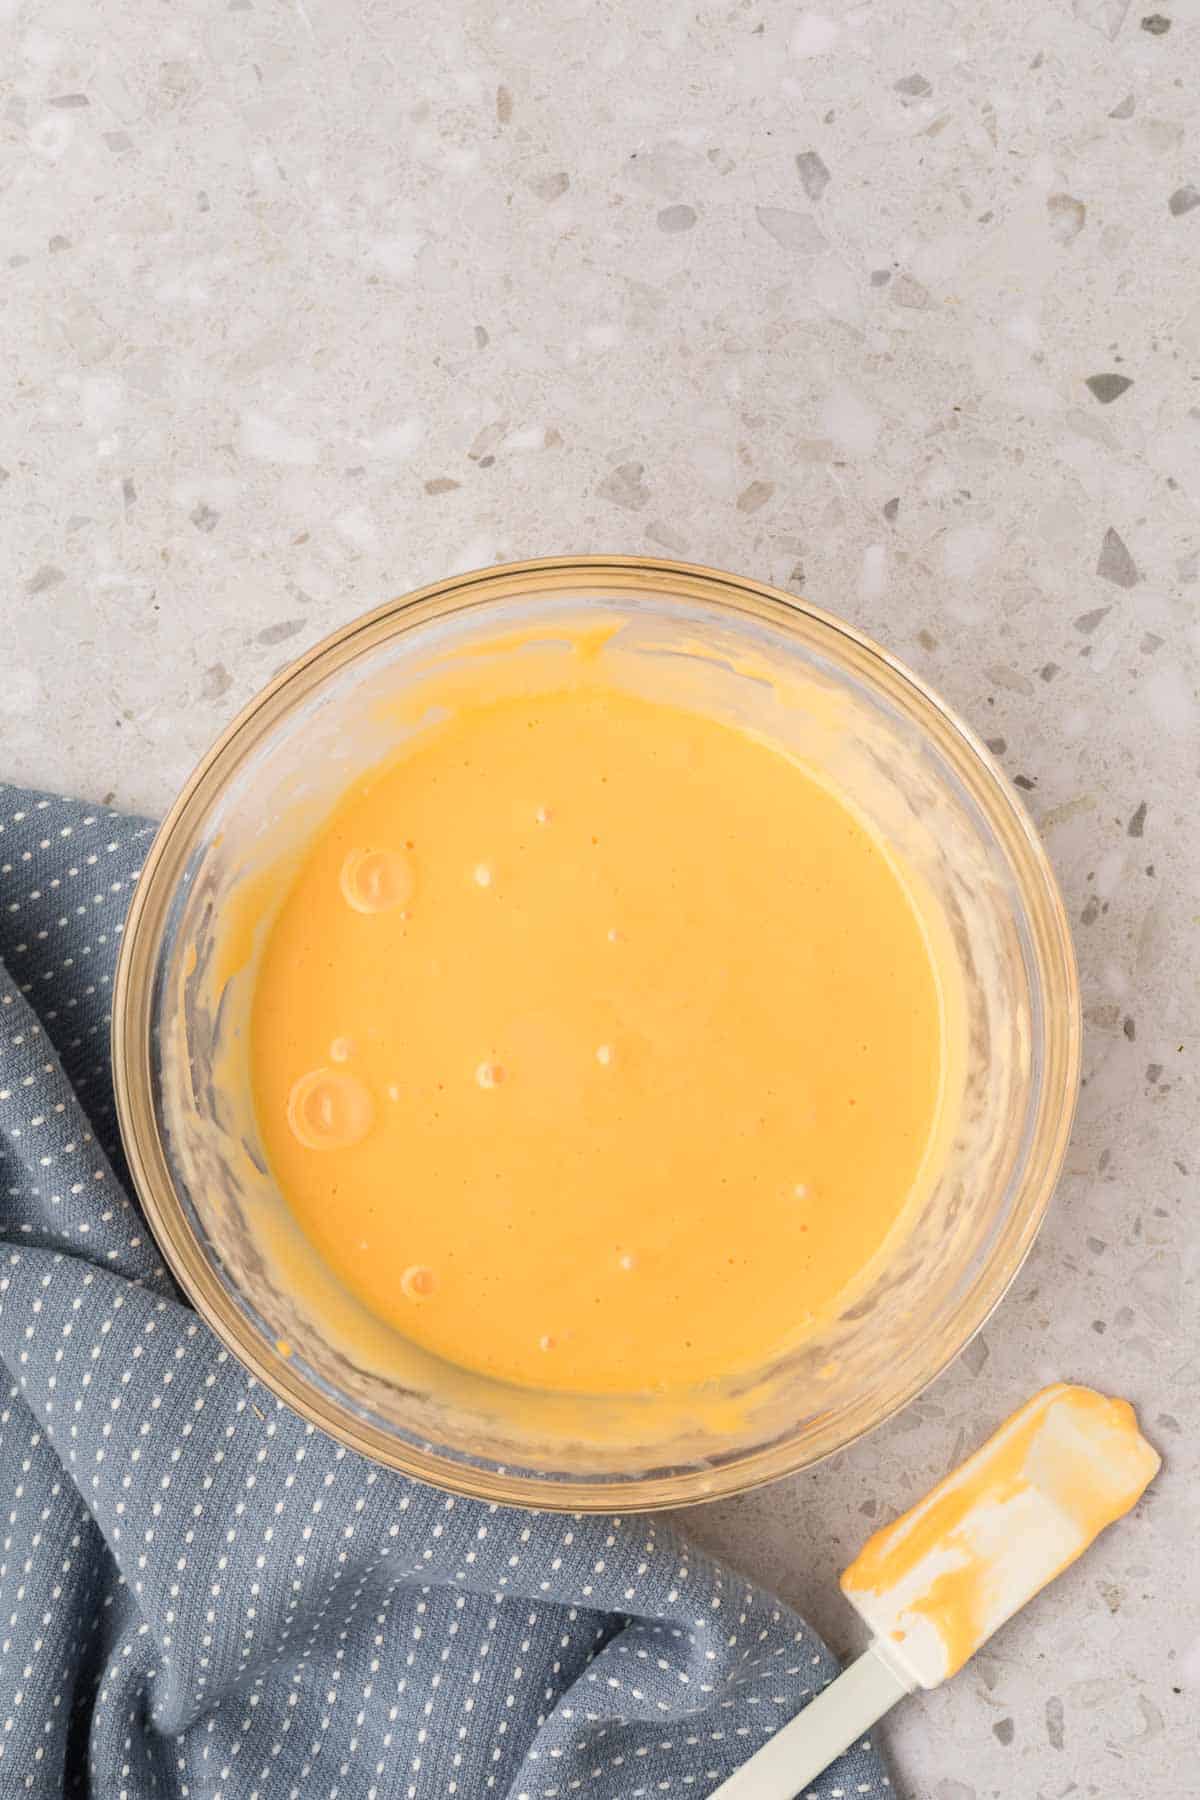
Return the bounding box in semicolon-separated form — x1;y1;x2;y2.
708;1640;913;1799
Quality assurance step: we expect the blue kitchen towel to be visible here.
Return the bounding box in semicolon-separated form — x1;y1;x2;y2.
0;784;893;1800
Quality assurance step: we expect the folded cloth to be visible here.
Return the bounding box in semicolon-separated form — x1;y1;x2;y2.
0;784;892;1800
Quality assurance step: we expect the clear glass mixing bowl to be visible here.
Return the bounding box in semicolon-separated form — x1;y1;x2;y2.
112;557;1080;1509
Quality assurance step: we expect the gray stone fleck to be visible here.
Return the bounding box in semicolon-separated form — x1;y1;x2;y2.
597;461;650;511
883;497;900;522
1146;1063;1163;1083
892;272;931;309
1138;117;1184;155
1086;372;1133;403
1141;12;1171;31
158;59;199;106
468;420;508;461
993;1718;1015;1746
755;207;827;255
1097;1579;1124;1613
27;564;65;594
961;1334;989;1375
917;628;936;650
1097;527;1139;587
1073;0;1133;40
985;736;1007;755
985;662;1034;696
1081;895;1101;926
104;130;133;153
894;74;932;98
1075;605;1110;633
0;467;9;485
736;479;775;514
202;663;232;701
1046;1695;1065;1749
1047;193;1087;244
657;204;697;233
1178;548;1199;582
1067;406;1118;450
197;191;210;212
528;171;569;203
941;1426;968;1478
1141;631;1163;653
1109;92;1136;118
122;477;136;509
1041;662;1060;680
644;520;689;556
48;235;71;254
1124;1015;1137;1040
1014;773;1036;790
1169;185;1200;217
869;268;892;286
496;84;512;125
859;1497;877;1517
49;93;90;108
1072;1675;1123;1707
1128;800;1148;837
1087;1235;1107;1254
190;502;218;533
795;150;830;202
424;477;461;495
256;619;305;647
1156;1411;1180;1432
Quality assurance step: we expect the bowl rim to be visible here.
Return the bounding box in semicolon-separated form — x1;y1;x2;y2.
112;555;1081;1510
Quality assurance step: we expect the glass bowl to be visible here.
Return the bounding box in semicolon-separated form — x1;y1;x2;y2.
112;557;1080;1510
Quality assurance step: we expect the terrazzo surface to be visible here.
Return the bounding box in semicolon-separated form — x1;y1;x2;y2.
1;1;1197;1794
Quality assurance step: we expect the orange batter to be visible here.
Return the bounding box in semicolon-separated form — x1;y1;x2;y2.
250;674;947;1395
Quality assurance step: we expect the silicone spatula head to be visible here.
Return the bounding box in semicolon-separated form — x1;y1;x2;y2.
840;1383;1161;1687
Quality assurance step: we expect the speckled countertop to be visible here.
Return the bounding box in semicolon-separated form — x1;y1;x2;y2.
2;1;1197;1794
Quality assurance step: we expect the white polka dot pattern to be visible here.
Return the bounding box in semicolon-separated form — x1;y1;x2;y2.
0;787;893;1799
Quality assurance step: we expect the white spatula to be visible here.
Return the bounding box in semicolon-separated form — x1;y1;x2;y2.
711;1383;1160;1799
